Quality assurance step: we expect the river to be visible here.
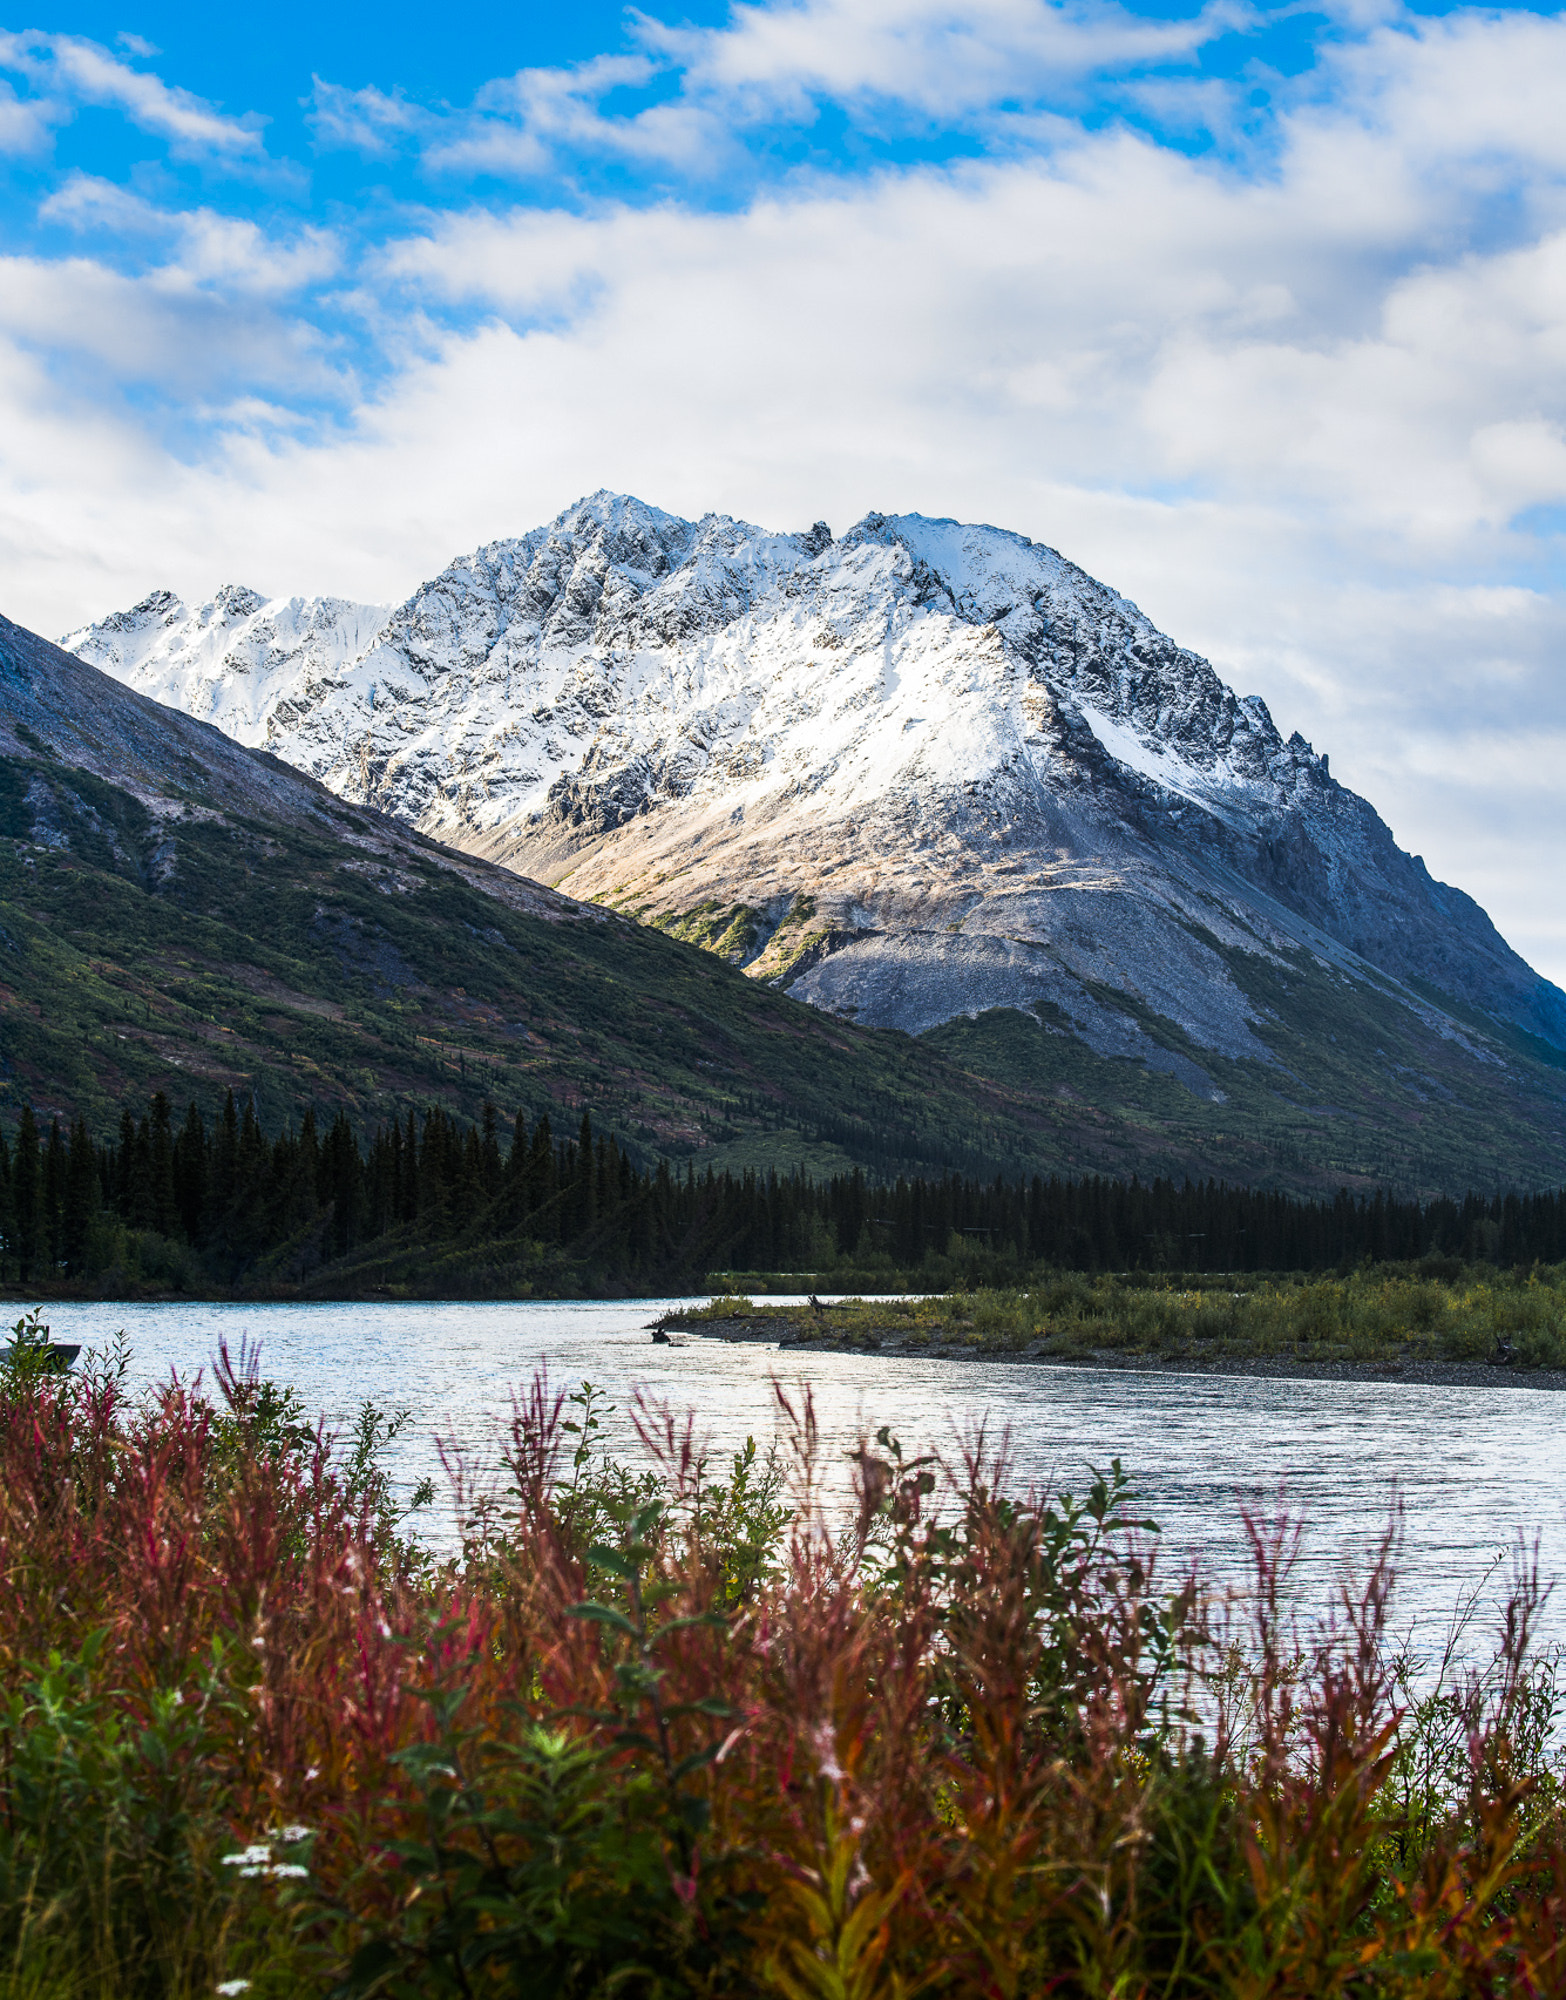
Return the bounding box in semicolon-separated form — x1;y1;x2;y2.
28;1295;1566;1658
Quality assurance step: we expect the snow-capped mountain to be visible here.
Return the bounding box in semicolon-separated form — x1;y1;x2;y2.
66;492;1566;1094
65;584;388;748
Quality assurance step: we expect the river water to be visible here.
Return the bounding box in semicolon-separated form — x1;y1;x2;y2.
29;1296;1566;1657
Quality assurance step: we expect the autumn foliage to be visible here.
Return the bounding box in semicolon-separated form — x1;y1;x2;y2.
0;1321;1565;1997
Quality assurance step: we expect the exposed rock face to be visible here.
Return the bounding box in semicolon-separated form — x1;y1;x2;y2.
65;491;1566;1079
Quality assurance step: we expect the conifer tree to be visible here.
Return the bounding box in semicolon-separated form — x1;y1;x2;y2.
148;1094;178;1237
480;1103;502;1199
212;1091;239;1214
527;1114;555;1222
64;1117;98;1270
402;1110;420;1221
321;1112;362;1256
113;1108;137;1221
43;1116;67;1265
576;1111;596;1233
173;1101;207;1243
12;1106;43;1282
0;1123;13;1282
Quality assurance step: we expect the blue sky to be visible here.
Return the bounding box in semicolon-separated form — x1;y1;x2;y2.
4;0;1566;977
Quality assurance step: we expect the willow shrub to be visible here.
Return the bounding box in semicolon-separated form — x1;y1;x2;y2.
2;1324;1566;1997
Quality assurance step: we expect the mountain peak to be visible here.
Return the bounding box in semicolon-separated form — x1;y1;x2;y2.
62;497;1566;1088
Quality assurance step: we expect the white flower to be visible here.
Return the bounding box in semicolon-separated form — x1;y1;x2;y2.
215;1983;253;1996
221;1837;312;1882
810;1722;845;1786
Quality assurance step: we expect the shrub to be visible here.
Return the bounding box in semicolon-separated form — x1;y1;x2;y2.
1;1332;1566;1995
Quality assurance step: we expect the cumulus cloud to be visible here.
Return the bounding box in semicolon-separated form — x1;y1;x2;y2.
4;1;1566;973
39;175;340;302
0;253;340;394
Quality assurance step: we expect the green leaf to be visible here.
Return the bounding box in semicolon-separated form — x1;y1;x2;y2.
651;1612;728;1640
568;1601;640;1640
586;1544;637;1580
344;1937;401;1996
673;1744;720;1780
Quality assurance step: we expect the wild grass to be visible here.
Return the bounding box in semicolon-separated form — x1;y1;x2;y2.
2;1312;1566;1994
677;1263;1566;1369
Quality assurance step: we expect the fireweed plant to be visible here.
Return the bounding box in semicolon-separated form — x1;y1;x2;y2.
0;1324;1564;1995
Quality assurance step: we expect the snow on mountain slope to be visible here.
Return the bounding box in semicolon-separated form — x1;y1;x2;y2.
64;491;1566;1090
63;585;388;749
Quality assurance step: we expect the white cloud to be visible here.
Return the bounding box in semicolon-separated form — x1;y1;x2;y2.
426;53;717;177
329;0;1245;181
0;75;54;153
0;31;263;157
0;253;339;391
308;78;425;157
39;175;341;298
1306;10;1566;179
643;0;1240;114
5;4;1566;979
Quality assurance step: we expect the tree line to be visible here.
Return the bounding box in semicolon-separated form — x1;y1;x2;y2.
0;1091;1562;1289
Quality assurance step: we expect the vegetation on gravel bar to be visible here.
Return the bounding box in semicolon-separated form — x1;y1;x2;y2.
6;1313;1566;1994
671;1265;1566;1372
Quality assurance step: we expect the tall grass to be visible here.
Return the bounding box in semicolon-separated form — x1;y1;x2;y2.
1;1319;1565;1995
686;1264;1566;1368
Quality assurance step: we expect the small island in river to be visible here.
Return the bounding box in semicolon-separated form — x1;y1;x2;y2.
658;1269;1566;1390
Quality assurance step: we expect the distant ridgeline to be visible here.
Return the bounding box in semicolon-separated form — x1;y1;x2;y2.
0;1093;1562;1296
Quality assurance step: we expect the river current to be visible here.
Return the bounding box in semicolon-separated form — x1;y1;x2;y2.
30;1296;1566;1657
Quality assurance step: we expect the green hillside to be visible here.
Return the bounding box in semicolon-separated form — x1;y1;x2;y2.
0;747;1050;1180
4;608;1566;1200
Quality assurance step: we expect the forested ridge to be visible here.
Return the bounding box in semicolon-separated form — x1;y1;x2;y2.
5;1091;1566;1295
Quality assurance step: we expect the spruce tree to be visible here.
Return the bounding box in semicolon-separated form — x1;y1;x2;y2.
43;1116;67;1266
212;1091;239;1215
576;1111;596;1234
0;1123;13;1283
114;1108;137;1220
148;1093;179;1238
64;1118;99;1272
173;1102;208;1244
480;1103;502;1199
12;1107;43;1282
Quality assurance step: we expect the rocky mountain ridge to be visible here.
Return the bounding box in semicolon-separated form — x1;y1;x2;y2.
64;493;1566;1122
4;606;1080;1185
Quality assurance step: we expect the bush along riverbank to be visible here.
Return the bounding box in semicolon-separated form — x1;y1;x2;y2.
669;1264;1566;1381
7;1319;1566;1996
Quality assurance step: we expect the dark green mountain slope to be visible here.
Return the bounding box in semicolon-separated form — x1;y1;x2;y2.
0;614;1057;1180
3;609;1566;1199
927;947;1566;1198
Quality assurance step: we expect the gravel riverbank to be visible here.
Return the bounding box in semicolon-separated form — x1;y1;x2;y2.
655;1312;1566;1392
